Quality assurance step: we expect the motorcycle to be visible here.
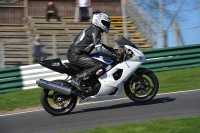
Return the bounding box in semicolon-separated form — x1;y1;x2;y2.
36;37;159;116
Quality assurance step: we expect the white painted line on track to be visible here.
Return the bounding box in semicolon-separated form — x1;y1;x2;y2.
0;89;200;117
156;89;200;96
0;109;44;117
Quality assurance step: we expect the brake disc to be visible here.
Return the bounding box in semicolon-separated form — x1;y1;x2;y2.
135;77;151;95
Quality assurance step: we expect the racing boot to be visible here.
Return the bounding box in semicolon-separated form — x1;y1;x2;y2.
71;72;88;92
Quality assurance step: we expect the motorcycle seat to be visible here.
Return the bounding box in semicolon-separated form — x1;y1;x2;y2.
63;62;81;71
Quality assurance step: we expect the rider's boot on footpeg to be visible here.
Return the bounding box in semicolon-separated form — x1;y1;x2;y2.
71;72;87;92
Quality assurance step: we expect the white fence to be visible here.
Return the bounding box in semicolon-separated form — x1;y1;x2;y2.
20;60;69;90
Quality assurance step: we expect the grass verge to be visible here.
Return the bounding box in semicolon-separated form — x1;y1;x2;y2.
0;67;200;111
156;67;200;93
65;117;200;133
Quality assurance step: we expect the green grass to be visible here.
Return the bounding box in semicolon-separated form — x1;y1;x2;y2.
64;117;200;133
0;88;42;111
156;67;200;93
0;67;200;111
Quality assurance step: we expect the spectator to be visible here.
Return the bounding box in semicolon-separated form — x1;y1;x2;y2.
46;1;61;22
76;0;91;22
32;36;46;63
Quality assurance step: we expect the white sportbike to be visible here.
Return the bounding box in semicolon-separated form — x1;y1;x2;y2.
36;37;159;116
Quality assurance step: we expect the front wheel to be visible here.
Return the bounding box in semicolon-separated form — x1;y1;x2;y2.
40;80;77;116
124;72;159;103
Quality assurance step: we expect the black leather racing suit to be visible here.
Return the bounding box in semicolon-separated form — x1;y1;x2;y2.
67;25;117;78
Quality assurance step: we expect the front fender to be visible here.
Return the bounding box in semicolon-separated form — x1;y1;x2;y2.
135;67;153;74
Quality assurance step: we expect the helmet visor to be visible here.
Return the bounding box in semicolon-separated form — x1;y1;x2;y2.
101;20;110;28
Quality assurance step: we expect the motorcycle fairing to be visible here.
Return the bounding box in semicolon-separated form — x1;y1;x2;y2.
135;67;153;74
97;61;142;96
91;53;113;67
88;44;146;97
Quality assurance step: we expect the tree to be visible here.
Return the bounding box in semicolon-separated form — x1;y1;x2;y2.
134;0;199;23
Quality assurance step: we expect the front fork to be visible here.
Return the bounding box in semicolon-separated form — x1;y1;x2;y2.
130;74;144;91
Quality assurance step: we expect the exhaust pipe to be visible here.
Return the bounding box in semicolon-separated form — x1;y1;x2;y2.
36;79;72;95
36;79;86;99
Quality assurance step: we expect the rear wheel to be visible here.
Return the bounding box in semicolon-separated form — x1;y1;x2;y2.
40;80;77;116
124;72;159;103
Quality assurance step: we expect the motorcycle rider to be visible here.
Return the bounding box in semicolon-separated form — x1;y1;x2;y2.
67;13;123;92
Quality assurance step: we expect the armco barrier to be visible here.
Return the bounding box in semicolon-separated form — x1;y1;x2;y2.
0;44;200;94
142;44;200;72
0;67;22;93
0;60;68;94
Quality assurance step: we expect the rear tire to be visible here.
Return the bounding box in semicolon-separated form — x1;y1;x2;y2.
40;80;77;116
124;72;159;103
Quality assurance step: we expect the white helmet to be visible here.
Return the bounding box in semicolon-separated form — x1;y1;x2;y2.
92;13;110;33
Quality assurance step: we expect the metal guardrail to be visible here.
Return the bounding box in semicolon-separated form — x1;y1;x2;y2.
0;44;200;94
0;60;69;94
142;44;200;72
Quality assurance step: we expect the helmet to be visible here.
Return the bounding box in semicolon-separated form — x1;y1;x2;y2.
92;13;110;33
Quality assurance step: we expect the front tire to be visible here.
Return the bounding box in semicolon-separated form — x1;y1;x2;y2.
124;72;159;103
40;80;77;116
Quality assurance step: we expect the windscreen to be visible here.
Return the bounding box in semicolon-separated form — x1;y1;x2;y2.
114;37;138;49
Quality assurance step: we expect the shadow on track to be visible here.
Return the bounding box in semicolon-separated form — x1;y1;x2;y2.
69;97;176;115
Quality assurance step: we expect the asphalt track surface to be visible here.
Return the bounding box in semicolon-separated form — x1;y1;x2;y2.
0;90;200;133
